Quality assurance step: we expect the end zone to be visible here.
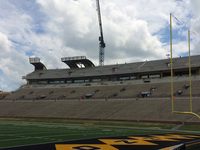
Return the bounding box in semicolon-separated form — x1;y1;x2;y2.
2;133;200;150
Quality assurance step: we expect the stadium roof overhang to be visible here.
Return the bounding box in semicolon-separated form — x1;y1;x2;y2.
29;57;47;71
61;56;95;69
25;55;200;80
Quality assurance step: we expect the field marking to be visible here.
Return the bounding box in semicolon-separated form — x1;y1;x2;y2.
56;144;118;150
87;124;200;134
100;138;157;145
1;119;200;134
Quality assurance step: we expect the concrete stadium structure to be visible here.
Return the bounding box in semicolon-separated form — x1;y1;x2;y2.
25;55;200;85
1;55;200;123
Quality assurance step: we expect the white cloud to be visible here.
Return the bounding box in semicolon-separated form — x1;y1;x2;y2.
0;32;10;52
36;0;170;62
190;0;200;15
0;32;31;91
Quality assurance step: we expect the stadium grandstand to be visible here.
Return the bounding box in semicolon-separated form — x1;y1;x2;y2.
1;55;200;123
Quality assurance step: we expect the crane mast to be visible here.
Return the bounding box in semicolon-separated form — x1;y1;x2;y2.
96;0;105;66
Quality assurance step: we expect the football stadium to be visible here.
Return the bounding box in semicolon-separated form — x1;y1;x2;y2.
0;54;200;150
1;1;200;150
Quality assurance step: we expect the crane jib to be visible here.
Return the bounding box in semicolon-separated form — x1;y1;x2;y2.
96;0;106;66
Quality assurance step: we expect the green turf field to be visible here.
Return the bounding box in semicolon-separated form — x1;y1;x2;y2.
0;118;199;148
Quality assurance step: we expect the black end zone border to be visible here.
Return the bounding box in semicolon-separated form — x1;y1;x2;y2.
1;133;200;150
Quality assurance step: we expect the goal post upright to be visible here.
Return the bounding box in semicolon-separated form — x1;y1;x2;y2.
170;13;174;112
169;14;200;119
188;30;193;113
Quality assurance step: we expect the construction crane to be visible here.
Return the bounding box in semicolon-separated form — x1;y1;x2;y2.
96;0;106;66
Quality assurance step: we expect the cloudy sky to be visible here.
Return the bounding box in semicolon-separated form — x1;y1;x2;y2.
0;0;200;91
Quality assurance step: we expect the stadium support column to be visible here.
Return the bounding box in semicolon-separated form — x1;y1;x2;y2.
170;13;174;112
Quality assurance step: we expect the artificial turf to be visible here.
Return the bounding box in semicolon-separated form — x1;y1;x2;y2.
0;118;199;149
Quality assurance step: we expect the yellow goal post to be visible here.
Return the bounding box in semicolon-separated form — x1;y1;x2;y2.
169;13;200;119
